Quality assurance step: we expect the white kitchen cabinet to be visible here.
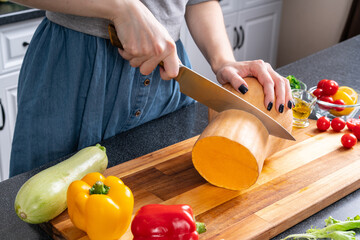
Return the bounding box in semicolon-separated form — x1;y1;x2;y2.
233;1;282;66
0;71;18;181
0;18;42;181
181;0;282;83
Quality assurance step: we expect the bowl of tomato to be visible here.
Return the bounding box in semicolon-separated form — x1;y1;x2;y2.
309;79;360;121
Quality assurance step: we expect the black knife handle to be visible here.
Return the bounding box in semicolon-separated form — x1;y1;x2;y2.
108;24;164;68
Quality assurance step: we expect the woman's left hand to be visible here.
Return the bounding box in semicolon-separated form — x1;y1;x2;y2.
215;60;293;113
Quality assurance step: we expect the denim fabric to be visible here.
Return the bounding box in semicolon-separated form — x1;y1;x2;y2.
10;18;195;176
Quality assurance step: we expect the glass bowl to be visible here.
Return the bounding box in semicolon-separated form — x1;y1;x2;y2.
286;75;308;91
296;80;308;91
291;89;317;128
309;86;360;120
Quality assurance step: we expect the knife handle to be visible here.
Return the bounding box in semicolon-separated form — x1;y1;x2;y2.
108;24;164;68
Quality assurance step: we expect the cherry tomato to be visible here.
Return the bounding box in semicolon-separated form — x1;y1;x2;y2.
317;79;329;89
316;116;331;131
341;133;357;148
353;124;360;140
332;99;345;112
331;117;346;132
313;88;323;98
346;118;360;131
322;80;339;95
318;96;334;110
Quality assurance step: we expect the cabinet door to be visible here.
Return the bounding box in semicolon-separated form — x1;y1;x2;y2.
0;71;18;181
0;18;41;74
235;1;282;67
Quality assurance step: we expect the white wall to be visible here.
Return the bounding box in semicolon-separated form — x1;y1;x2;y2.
277;0;352;67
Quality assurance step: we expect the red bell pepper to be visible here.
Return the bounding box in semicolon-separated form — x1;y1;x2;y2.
131;204;206;240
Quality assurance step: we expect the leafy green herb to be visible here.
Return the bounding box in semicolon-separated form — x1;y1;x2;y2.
282;215;360;240
286;75;301;89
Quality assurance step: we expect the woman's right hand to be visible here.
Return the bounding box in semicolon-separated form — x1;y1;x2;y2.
111;1;179;80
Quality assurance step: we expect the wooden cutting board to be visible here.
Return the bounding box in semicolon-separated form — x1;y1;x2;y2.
40;120;360;240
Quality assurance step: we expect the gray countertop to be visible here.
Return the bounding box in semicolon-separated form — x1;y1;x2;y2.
0;18;359;239
0;2;44;26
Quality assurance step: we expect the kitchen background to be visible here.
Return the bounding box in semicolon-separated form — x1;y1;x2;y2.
0;0;358;181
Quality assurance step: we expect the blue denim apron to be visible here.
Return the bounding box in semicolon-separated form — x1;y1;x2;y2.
10;18;194;176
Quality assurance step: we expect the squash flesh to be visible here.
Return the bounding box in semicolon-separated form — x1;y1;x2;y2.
192;109;269;190
193;136;259;190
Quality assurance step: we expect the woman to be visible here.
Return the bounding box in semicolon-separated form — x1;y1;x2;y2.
9;0;293;176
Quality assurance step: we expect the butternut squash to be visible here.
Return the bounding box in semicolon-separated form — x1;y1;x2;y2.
193;77;293;190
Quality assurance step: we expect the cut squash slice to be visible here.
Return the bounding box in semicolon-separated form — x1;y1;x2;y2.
192;110;269;190
193;77;293;190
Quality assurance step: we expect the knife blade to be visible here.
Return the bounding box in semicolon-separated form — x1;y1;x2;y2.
108;24;295;141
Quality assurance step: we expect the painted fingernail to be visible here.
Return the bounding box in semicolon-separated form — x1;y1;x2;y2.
267;102;273;111
238;84;248;94
288;100;293;109
279;104;284;113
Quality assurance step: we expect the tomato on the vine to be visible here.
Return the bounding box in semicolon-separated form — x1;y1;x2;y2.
346;118;360;131
341;133;357;148
331;117;346;132
316;116;331;131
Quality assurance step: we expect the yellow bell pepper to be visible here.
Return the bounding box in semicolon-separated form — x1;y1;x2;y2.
67;172;134;240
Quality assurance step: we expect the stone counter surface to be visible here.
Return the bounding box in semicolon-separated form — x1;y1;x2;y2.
0;15;359;239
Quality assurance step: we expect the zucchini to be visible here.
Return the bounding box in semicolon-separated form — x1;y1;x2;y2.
14;144;108;224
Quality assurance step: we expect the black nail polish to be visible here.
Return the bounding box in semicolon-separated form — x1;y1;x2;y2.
267;102;273;111
288;100;293;109
279;104;284;113
238;84;248;94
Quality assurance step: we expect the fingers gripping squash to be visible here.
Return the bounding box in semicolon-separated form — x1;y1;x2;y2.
193;77;293;190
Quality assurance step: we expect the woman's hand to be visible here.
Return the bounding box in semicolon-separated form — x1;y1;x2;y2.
10;0;178;80
111;1;179;80
185;1;293;113
215;60;293;113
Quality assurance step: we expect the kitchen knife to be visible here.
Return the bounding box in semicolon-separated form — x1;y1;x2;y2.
108;24;295;141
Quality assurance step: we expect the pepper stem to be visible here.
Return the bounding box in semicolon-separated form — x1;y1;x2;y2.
196;222;206;234
95;143;106;153
89;181;110;195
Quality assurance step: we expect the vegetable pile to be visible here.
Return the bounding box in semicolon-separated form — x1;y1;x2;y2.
14;144;108;224
312;79;358;116
14;144;206;240
282;215;360;240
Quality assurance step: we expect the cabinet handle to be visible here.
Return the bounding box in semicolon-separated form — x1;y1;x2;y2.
233;27;240;51
238;26;245;49
22;41;30;47
0;99;5;131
